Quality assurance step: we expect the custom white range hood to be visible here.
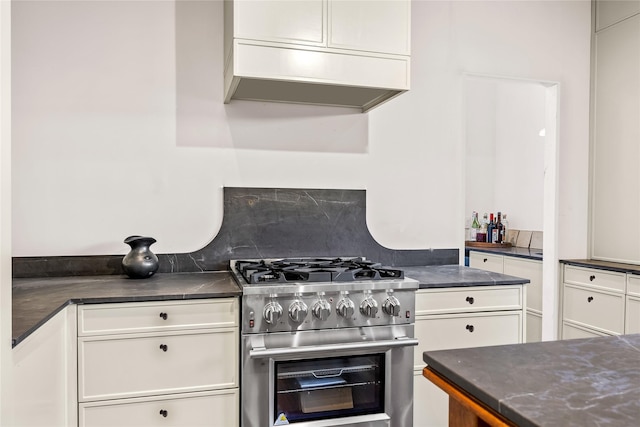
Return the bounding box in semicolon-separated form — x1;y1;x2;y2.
223;0;411;113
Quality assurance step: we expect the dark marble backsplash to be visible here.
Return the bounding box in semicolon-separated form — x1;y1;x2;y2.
13;187;458;278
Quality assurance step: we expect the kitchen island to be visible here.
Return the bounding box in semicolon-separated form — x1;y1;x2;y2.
422;334;640;426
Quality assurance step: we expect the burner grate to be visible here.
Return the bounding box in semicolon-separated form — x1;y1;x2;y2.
234;257;404;284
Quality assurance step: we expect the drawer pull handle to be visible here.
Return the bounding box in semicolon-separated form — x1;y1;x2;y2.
159;409;168;418
466;296;475;304
589;275;595;281
466;324;475;333
159;312;168;320
159;344;168;352
483;258;488;263
587;296;594;303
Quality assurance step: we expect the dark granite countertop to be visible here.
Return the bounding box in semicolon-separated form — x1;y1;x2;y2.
12;271;241;347
561;259;640;275
466;246;543;261
423;334;640;427
403;265;530;288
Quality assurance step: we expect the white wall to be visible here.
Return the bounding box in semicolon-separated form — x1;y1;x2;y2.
10;0;592;261
1;0;12;421
466;78;546;233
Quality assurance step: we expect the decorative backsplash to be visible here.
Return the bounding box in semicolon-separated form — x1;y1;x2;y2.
13;187;458;278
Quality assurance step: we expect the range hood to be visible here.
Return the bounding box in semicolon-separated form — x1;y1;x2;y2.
223;41;410;113
226;77;406;112
223;0;412;113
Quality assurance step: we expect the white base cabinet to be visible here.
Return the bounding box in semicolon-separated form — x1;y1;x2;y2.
77;299;239;427
627;275;640;334
561;264;639;338
470;251;542;342
79;389;238;427
413;285;525;427
10;305;77;427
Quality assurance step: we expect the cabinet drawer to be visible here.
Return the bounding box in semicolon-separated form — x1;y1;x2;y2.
562;322;610;340
563;266;625;293
469;251;503;273
78;299;238;336
628;274;640;297
414;312;522;367
416;286;522;315
626;296;640;334
79;329;238;402
79;389;238;427
562;285;625;334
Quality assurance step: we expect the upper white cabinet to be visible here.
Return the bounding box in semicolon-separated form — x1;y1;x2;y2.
591;5;640;264
328;1;410;54
232;1;325;46
224;0;411;112
596;0;640;31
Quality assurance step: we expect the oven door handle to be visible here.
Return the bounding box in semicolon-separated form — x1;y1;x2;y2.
249;337;419;359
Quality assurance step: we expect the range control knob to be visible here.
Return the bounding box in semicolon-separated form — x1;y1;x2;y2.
289;300;308;323
336;297;355;318
382;295;401;316
312;299;332;321
263;301;283;325
360;297;379;318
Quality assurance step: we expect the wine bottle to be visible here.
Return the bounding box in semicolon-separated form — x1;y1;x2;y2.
471;211;480;242
487;213;495;243
496;211;504;244
478;213;488;242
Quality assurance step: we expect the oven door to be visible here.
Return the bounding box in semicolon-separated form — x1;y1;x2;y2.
241;325;417;427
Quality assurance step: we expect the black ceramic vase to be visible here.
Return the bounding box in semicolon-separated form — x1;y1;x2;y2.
122;235;159;279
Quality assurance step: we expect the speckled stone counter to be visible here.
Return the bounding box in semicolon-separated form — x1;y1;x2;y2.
403;265;530;288
423;334;640;427
561;259;640;275
466;246;543;261
12;272;240;347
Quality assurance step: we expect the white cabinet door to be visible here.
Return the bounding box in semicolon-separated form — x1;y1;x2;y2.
78;299;238;336
469;251;504;273
414;312;522;368
562;322;610;339
328;0;410;55
80;390;238;427
596;0;640;31
416;286;522;315
562;285;625;335
233;0;325;46
79;329;238;402
526;311;542;343
626;296;640;334
592;13;640;264
11;306;77;427
413;370;447;427
627;275;640;334
504;257;542;312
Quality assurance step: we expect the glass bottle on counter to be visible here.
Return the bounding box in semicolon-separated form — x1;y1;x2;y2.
477;212;488;242
470;211;480;241
487;213;495;243
496;212;504;244
502;214;509;244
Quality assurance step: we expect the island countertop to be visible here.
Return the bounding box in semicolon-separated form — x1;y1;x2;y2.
12;271;241;347
422;334;640;427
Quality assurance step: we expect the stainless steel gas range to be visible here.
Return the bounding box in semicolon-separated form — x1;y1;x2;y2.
231;257;419;427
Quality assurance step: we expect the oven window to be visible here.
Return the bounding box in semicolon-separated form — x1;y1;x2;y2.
274;354;385;424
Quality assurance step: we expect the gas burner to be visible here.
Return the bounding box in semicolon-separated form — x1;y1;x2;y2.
234;257;404;284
